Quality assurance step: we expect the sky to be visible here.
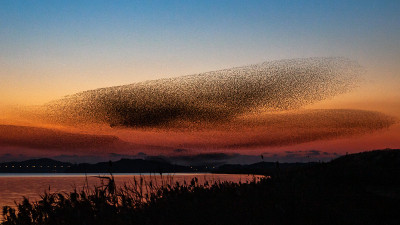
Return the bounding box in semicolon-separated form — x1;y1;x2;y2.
0;0;399;163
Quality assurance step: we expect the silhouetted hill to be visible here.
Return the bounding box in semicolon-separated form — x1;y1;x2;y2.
0;158;205;173
331;148;400;166
65;158;193;173
309;149;400;186
1;149;399;176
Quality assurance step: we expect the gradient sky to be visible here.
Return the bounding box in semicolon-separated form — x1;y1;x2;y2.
1;0;399;162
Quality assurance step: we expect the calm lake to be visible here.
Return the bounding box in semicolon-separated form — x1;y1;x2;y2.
0;173;261;210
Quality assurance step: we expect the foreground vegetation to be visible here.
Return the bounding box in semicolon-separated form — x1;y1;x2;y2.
2;149;400;225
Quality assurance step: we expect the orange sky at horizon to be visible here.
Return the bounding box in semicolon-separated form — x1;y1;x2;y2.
1;59;400;159
1;1;400;161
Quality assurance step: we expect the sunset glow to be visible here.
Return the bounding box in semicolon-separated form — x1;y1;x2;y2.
1;0;399;162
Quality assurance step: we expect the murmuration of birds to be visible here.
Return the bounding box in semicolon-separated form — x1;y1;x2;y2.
36;57;371;130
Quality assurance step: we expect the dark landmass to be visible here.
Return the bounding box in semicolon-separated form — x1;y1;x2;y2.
65;158;191;173
0;157;307;174
1;149;399;176
0;158;202;173
2;149;400;225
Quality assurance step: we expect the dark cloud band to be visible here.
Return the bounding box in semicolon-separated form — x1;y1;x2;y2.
0;109;395;152
0;125;122;150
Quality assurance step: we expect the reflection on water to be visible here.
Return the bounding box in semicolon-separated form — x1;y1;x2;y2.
0;173;260;210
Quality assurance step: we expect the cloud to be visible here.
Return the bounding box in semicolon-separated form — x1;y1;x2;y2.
180;109;395;149
261;150;340;162
137;153;240;166
136;152;147;157
0;153;30;162
171;153;237;164
117;153;242;166
173;149;189;153
0;125;166;153
0;125;121;150
282;150;323;156
308;150;322;156
0;108;395;153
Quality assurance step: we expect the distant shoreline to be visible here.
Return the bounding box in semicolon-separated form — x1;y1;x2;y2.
0;157;311;175
0;172;216;177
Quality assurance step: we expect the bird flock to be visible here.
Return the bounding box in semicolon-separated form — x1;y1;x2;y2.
38;57;366;130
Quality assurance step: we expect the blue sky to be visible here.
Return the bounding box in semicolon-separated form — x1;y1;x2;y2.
0;0;399;104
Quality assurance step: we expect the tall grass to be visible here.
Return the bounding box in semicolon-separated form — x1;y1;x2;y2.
1;174;263;225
